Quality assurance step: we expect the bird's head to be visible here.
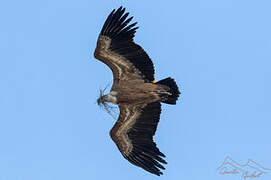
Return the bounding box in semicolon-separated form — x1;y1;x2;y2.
97;88;118;119
97;89;108;105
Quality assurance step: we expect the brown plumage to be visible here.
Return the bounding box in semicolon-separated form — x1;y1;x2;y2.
94;6;180;176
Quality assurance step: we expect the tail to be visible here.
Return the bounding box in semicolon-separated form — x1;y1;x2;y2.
156;77;180;105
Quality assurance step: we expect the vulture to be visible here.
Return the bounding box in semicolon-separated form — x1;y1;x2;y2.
94;6;180;176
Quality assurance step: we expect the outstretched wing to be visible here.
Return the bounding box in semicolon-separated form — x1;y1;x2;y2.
110;102;166;176
94;6;155;85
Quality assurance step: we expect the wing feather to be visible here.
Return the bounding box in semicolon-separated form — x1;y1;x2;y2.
110;102;166;176
94;6;155;84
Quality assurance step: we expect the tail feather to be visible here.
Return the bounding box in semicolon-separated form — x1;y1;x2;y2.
156;77;180;105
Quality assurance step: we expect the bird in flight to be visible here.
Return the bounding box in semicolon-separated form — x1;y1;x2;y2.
94;6;180;176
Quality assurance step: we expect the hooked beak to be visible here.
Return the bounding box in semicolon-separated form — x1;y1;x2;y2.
97;89;104;105
97;95;105;105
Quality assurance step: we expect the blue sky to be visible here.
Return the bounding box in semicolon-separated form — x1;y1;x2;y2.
1;0;271;179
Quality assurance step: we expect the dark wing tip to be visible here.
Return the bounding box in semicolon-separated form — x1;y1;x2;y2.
100;6;138;41
125;150;166;176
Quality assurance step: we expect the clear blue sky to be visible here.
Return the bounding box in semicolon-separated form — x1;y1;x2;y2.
0;0;271;179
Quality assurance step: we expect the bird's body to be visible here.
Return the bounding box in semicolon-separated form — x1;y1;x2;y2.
94;7;181;176
106;81;166;104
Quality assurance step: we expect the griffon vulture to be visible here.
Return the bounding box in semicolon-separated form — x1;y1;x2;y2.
94;6;180;176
